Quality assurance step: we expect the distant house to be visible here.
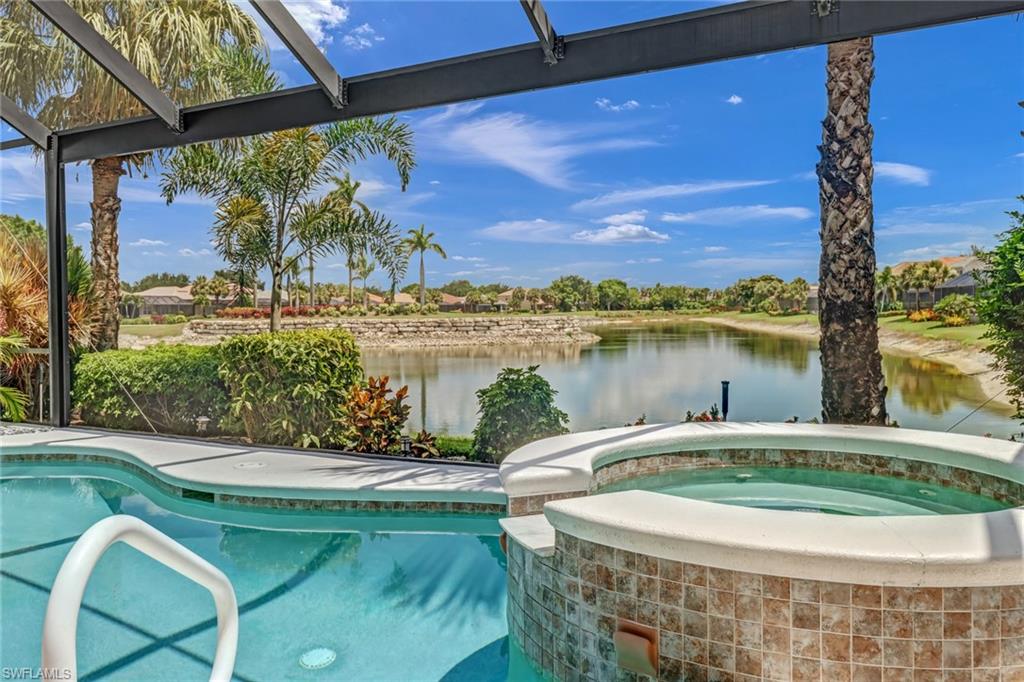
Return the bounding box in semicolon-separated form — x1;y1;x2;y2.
393;292;416;306
806;285;819;314
891;254;983;278
892;254;984;309
129;286;195;317
934;270;982;301
439;292;467;312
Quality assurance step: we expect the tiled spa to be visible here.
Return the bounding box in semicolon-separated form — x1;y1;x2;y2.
499;423;1024;681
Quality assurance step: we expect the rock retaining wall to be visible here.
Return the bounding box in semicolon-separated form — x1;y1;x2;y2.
185;315;600;348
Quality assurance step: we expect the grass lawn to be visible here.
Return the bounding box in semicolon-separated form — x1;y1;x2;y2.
119;323;187;338
709;311;989;348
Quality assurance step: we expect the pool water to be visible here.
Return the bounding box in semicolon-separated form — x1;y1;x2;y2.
0;465;541;681
599;466;1012;516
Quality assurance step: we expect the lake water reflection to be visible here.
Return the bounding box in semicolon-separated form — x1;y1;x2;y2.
361;321;1017;439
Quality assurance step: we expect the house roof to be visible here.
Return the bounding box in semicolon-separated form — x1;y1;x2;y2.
890;255;980;275
440;292;466;304
393;292;416;305
135;286;192;301
936;271;982;290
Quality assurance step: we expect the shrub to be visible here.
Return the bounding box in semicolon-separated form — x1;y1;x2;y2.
934;294;976;321
74;344;230;435
410;429;440;458
422;303;440;315
683;404;723;422
942;315;970;327
436;434;474;459
162;314;189;324
758;298;782;315
471;365;569;463
907;309;940;322
338;376;410;454
218;329;363;447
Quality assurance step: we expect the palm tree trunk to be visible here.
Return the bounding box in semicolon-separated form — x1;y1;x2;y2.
347;256;354;306
363;277;368;310
89;156;125;351
308;254;315;305
816;37;887;425
418;252;426;307
270;270;282;332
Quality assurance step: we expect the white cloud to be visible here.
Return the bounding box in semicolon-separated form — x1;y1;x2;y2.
571;224;670;244
142;250;166;257
703;246;728;253
129;238;168;247
661;205;814;224
573;179;776;210
480;219;575;243
595;98;640;112
451;255;485;262
73;221;91;231
726;95;743;105
1015;152;1024;159
429;180;441;185
342;23;384;50
896;241;976;260
418;104;655;189
178;248;211;257
626;257;663;264
278;0;348;45
793;170;818;181
689;256;813;270
875;221;988;237
876;161;931;186
598;210;648;225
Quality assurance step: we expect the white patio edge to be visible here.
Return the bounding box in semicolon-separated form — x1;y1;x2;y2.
1;426;504;505
499;422;1024;587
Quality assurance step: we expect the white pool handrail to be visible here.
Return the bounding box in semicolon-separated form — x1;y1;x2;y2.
41;515;238;682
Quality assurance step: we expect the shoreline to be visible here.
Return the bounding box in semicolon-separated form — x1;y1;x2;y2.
693;315;1011;409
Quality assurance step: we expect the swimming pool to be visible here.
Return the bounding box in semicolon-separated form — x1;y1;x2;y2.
598;465;1012;516
0;463;539;681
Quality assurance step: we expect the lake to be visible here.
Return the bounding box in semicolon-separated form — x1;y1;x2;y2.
361;321;1019;440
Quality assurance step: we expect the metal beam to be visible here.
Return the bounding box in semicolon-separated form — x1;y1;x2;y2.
57;0;1024;163
519;0;563;65
1;137;36;151
45;136;71;427
28;0;181;131
1;94;51;149
250;0;346;108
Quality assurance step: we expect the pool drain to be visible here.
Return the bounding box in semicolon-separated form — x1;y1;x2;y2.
735;473;753;481
918;489;937;497
299;647;337;670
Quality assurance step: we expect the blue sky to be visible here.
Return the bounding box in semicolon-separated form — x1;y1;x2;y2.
2;1;1022;289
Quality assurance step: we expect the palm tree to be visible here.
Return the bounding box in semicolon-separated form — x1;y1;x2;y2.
924;260;953;309
382;247;410;303
162;120;414;331
0;1;268;350
402;226;447;307
354;254;376;310
208;276;231;306
816;37;887;425
875;266;898;311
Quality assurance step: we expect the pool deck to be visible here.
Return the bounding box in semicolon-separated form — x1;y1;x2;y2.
0;425;504;505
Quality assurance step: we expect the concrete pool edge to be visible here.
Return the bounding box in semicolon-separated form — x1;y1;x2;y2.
0;425;506;509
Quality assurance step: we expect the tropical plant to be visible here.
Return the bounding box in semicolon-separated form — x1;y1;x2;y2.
596;278;630;311
0;334;29;422
410;429;440;458
403;226;447;308
976;198;1024;420
218;329;364;446
162;119;414;331
355;254;376;310
339;376;411;454
875;266;899;311
1;1;269;349
934;293;976;323
816;37;887;425
549;275;594;312
471;365;569;463
923;260;954;307
74;344;230;435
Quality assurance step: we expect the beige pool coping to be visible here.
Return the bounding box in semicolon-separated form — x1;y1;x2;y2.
0;426;504;504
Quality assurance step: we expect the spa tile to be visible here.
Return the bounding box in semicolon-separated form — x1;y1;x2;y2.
852;635;883;665
911;589;943;612
735;594;761;623
708;568;735;592
941;612;970;640
792;579;821;604
762;624;790;653
823;583;853;606
823;632;852;662
884;639;914;668
822;605;851;634
791;627;821;658
912;640;942;669
1005;637;1024;667
735;647;761;677
637;599;659;628
762;652;791;681
851;664;882;682
659;605;682;633
853;608;883;637
684;563;708;587
972;639;1000;669
792;656;822;682
735;620;762;649
853;586;882;609
1003;608;1024;637
685;585;708;613
707;642;734;672
971;588;1001;612
684;609;709;638
913;612;943;640
658;559;682;583
635;554;659;578
822;660;853;682
763;598;791;627
734;572;761;597
659;579;682;605
763;576;790;600
793;602;821;630
881;667;913;682
884;611;914;639
637;575;659;603
971;610;1000;640
1003;585;1024;610
885;588;914;610
708;615;734;644
940;640;970;669
683;636;708;665
941;588;970;612
708;590;735;618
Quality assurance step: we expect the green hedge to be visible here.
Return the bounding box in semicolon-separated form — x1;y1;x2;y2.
218;329;363;447
74;344;230;435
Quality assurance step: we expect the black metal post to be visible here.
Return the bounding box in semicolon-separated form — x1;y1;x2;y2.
721;381;730;422
45;135;71;427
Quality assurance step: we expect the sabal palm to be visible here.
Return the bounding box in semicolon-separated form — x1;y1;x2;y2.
403;226;447;307
354;254;376;310
0;0;267;349
162;120;413;331
875;266;897;310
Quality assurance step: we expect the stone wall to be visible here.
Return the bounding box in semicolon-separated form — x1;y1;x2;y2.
185;315;600;348
507;533;1024;681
